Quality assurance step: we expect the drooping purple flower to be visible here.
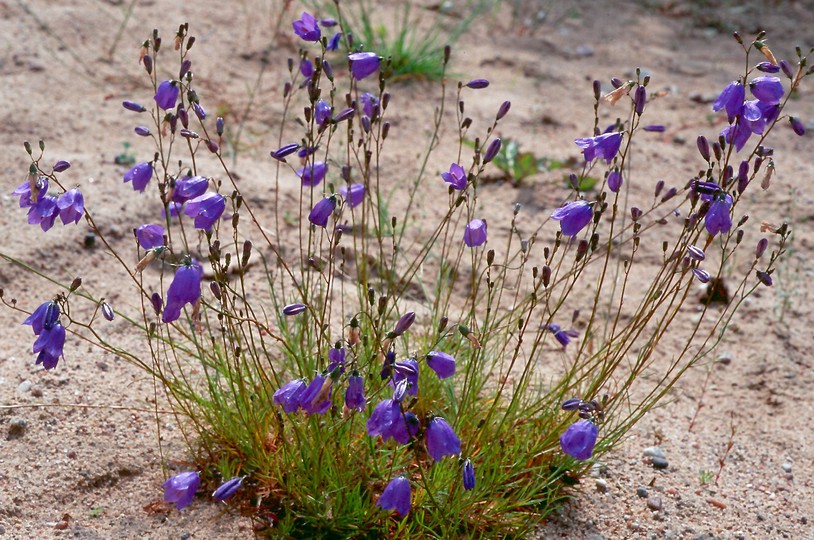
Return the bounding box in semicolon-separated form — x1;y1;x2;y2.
122;100;147;112
463;219;487;247
749;76;784;105
136;224;166;250
339;183;365;208
559;419;599;461
162;261;202;323
162;471;200;511
465;78;489;89
390;358;419;396
426;351;455;379
308;196;336;228
13;177;48;208
314;99;331;126
344;372;366;412
56;189;84;225
184;192;226;231
172;175;209;203
425;416;461;461
24;301;60;335
212;477;243;501
327;32;342;51
544;323;578;348
462;459;475;490
712;81;745;121
607;170;623;193
154;80;180;111
300;373;332;414
123;162;153;192
349;52;380;80
388;411;419;445
705;193;733;236
283;303;307;316
377;476;411;517
297;161;328;187
33;322;66;370
273;378;307;413
292;12;321;42
53;160;71;172
551;200;593;237
27;196;59;231
328;347;346;373
574;132;623;164
441;163;467;190
359;92;379;118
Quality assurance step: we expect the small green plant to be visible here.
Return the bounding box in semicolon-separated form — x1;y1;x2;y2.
698;469;714;485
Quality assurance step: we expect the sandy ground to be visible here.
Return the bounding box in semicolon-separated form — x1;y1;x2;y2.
1;1;812;538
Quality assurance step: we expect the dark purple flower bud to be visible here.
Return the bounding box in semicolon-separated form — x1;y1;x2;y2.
790;117;805;136
308;196;336;227
712;81;744;122
206;140;218;153
692;268;711;283
339;183;365;208
53;160;71;172
631;207;642;221
780;59;794;79
426;416;461;461
133;125;152;138
321;18;337;27
344;372;366;412
377;476;411;517
101;302;115;321
426;351;455;379
756;270;773;286
496;100;511;121
274;378;306;412
643;124;665;132
463;219;487;247
687;245;705;261
749;76;784;105
333;107;355;123
179;128;198;139
736;160;750;193
634;85;646;115
136;224;165;249
755;238;768;258
192;102;206;120
327;32;342;52
23;301;60;335
184;192;226;231
462;459;475;490
123;162;153;192
661;186;677;202
610;77;623;89
300;58;314;79
216;116;224;136
314;99;331;126
270;143;300;161
348;52;380;80
172;175;208;204
559;419;598;461
162;471;200;510
283;303;306;316
483;138;502;164
607;170;623;193
561;397;582;411
705;193;733;236
697;135;710;162
298;145;319;158
575;132;623;164
465;78;489;89
122;100;147;113
756;61;780;73
212;477;243;501
154;80;180;111
162;261;202;323
551;200;593;237
441;163;467;190
57;189;84;225
298;161;328;187
142;54;153;74
292;12;321;42
300;373;333;415
179;59;192;79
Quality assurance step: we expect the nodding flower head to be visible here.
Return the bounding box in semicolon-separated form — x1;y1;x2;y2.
162;471;200;510
376;476;411;517
551;200;593;237
574;132;623;164
348;52;380;80
559;419;599;461
292;12;321;42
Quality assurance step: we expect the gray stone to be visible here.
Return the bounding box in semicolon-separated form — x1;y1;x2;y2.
781;463;792;473
652;456;669;470
16;380;32;393
643;446;666;459
7;418;27;440
716;351;733;365
647;495;663;511
637;486;649;498
595;478;608;493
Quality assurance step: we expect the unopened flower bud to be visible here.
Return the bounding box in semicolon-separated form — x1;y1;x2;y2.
688;245;705;261
53;160;71;172
592;80;602;100
70;277;82;292
209;280;222;300
755;238;768;258
780;59;794;79
692;268;711;283
206;140;219;153
562;397;582;411
123;100;147;113
216;116;224;136
101;302;115;321
483;138;502;164
150;292;163;315
790;117;805;136
756;270;773;286
634;85;646;115
135;126;151;137
393;311;415;336
496;100;511;121
465;78;489;89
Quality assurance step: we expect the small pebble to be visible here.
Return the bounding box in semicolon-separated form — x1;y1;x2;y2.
31;386;43;398
595;478;608;493
637;486;649;498
716;351;733;365
781;463;792;473
17;380;32;393
647;496;663;511
643;446;666;459
652;456;669;470
7;418;27;440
